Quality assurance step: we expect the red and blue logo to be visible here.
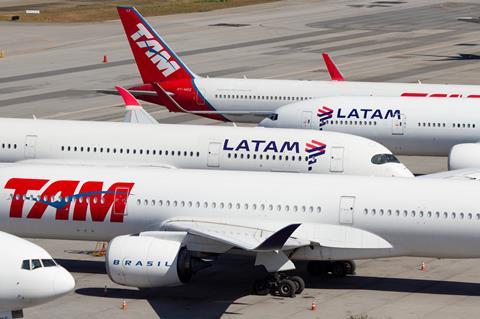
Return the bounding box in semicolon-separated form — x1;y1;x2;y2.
317;106;334;129
305;140;326;171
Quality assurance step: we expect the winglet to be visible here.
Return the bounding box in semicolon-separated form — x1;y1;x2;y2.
322;53;345;81
115;85;141;107
255;223;301;251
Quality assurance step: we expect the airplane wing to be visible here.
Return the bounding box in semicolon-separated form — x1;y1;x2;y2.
159;217;392;253
115;86;159;124
322;53;345;81
419;168;480;180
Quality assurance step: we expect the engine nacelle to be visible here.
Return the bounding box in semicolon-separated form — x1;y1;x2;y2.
448;143;480;170
106;233;193;288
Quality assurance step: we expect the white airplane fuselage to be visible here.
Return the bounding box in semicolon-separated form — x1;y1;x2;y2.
0;118;411;177
0;231;74;316
0;163;479;260
260;96;480;156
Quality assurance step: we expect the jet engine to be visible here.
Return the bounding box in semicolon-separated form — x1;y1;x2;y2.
448;143;480;170
106;233;195;288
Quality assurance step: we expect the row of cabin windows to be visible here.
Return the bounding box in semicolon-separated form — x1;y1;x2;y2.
227;152;309;161
2;143;17;149
364;208;480;220
10;193;124;205
60;146;200;158
324;120;378;126
453;123;475;128
137;198;322;213
417;122;476;128
214;94;314;102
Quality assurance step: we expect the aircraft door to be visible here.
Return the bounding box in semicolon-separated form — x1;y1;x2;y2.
329;146;344;172
207;142;221;167
24;135;37;159
113;187;131;217
339;196;355;225
392;114;405;135
302;111;312;129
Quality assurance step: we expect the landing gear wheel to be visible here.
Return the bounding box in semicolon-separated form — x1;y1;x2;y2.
331;261;347;278
344;260;356;275
289;275;305;294
253;279;269;296
278;279;296;298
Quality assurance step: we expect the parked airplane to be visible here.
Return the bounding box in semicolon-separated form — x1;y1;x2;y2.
0;88;412;178
115;6;480;124
0;163;479;297
259;96;480;160
0;231;74;319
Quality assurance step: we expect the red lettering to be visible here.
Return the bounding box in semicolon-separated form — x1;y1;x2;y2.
73;182;134;223
5;178;48;218
401;92;428;97
27;180;79;220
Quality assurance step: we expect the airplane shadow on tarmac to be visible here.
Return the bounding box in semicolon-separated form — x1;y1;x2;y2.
66;256;480;319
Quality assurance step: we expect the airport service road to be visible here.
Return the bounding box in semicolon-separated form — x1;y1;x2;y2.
1;0;480;317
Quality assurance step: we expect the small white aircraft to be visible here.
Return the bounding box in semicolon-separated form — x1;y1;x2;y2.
0;162;478;297
0;231;74;319
113;6;480;124
259;95;480;165
0;87;412;178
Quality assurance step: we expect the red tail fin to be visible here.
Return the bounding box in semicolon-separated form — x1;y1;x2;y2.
322;53;344;81
117;6;194;83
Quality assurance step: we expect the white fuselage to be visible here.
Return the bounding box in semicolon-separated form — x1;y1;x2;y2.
195;77;480;123
0;118;411;177
0;163;479;260
0;231;74;315
260;96;480;156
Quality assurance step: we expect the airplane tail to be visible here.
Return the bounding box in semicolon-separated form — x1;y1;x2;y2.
117;6;195;83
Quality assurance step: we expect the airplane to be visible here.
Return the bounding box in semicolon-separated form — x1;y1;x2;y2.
0;162;479;298
114;6;480;124
259;96;480;164
0;231;74;319
0;87;412;178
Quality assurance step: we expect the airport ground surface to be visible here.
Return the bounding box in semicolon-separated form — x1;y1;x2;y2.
1;0;480;318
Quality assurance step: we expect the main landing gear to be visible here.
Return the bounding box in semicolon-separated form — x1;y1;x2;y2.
253;273;305;298
307;260;356;277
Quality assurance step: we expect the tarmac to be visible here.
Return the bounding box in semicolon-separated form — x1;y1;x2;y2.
1;0;480;318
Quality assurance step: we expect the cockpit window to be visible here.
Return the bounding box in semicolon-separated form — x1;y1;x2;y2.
371;154;400;165
31;259;42;270
41;259;57;267
21;259;30;270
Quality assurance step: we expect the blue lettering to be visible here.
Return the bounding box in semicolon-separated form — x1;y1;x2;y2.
165;261;172;267
235;140;250;151
360;109;372;118
337;108;346;119
348;109;359;119
223;139;234;151
124;260;131;266
147;261;153;267
135;261;143;266
113;259;120;265
371;109;383;119
264;141;278;152
386;109;401;119
280;141;299;153
251;140;266;152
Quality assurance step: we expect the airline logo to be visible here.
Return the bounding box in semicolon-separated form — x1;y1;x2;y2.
5;178;134;223
113;259;172;268
317;106;400;128
317;106;334;128
305;140;326;171
223;138;326;170
130;23;180;77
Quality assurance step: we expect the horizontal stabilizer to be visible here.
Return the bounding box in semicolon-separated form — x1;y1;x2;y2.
115;86;159;124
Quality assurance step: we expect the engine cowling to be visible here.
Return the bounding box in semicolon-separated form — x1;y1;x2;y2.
448;143;480;170
106;234;193;288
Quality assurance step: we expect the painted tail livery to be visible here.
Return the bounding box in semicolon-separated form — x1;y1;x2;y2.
117;6;194;83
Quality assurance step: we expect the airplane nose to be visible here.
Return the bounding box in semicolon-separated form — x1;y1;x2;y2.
53;267;75;296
